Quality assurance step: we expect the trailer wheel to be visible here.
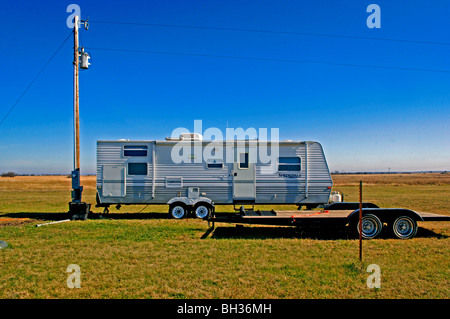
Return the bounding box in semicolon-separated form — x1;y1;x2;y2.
169;204;187;219
193;203;211;219
357;214;383;239
392;216;417;239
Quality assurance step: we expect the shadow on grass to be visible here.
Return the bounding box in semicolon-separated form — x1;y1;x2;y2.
416;226;448;239
91;212;169;220
207;225;447;240
0;212;169;221
209;225;353;240
0;212;69;221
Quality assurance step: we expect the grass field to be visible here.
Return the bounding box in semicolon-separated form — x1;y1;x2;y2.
0;173;449;299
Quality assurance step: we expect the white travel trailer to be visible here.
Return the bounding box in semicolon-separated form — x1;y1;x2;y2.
96;134;333;219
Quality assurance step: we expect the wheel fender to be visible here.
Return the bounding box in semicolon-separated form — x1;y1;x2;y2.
167;197;193;206
348;208;424;224
385;209;424;222
192;197;214;208
167;197;214;208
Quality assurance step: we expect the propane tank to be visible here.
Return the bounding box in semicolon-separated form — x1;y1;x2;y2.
80;48;91;69
329;191;343;203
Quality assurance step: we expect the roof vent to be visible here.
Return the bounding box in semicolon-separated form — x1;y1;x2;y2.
180;133;203;141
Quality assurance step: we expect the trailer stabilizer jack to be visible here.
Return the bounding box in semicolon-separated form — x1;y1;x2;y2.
68;202;91;220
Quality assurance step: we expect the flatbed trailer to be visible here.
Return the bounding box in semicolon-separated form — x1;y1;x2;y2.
207;204;450;239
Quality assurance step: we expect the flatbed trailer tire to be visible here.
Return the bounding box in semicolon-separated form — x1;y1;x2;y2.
356;214;383;239
392;216;418;239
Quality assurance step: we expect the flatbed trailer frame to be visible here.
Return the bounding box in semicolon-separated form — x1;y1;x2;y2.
207;206;450;239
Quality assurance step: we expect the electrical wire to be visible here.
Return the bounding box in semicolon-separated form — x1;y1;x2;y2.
86;46;450;74
0;30;74;127
89;20;450;47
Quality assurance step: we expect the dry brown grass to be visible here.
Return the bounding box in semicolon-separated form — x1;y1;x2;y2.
2;172;447;190
332;172;450;186
1;173;449;215
329;173;450;216
0;175;97;191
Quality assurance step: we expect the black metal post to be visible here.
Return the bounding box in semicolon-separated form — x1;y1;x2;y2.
359;180;363;261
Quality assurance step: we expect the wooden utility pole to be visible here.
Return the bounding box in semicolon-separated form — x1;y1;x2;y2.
69;14;91;219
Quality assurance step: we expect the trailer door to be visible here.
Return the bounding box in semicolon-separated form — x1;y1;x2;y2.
232;151;256;202
102;165;126;197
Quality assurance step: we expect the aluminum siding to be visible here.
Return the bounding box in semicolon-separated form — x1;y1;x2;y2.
97;140;332;205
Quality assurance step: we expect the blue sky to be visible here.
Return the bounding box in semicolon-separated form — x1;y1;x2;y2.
0;0;449;174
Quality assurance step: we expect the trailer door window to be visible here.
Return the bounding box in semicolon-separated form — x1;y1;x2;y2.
278;157;301;172
239;153;249;169
128;163;148;175
124;145;148;157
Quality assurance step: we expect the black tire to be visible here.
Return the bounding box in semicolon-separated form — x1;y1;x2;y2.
169;203;188;219
193;203;211;219
392;216;418;239
356;214;383;239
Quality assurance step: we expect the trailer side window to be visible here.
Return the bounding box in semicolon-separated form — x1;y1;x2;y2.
206;159;223;169
128;163;148;175
124;145;148;157
207;163;223;168
278;157;301;172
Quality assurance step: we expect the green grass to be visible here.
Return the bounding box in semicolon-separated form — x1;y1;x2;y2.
0;175;449;299
1;219;448;299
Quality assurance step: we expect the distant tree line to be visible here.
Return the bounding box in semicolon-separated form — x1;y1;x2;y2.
1;172;17;177
0;172;97;177
1;170;447;177
331;170;447;175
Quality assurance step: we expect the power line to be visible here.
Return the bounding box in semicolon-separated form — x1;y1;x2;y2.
0;31;73;127
90;20;450;47
86;46;450;74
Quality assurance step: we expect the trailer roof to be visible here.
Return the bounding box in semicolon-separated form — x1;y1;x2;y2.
97;140;318;145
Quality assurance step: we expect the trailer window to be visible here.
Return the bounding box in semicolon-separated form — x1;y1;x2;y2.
207;163;223;168
128;163;148;175
124;145;148;157
207;159;223;169
278;157;301;172
239;153;249;169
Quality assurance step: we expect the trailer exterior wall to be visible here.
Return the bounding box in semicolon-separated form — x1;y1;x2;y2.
96;140;332;206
